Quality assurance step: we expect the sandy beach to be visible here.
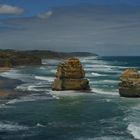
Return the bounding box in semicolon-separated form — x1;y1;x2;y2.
0;67;11;72
0;90;9;98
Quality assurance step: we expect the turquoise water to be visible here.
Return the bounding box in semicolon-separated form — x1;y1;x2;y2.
0;56;140;140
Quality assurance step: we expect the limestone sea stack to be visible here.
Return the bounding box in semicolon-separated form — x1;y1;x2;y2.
119;68;140;97
52;57;90;91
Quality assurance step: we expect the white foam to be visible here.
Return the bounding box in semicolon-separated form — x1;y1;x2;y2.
106;99;112;102
40;66;46;70
0;121;28;131
85;68;120;74
42;59;61;65
17;83;40;92
0;69;19;79
85;68;94;71
50;90;91;98
90;80;119;85
28;84;52;92
28;85;41;92
36;123;45;127
16;80;52;92
93;65;129;70
6;99;21;104
0;104;9;109
80;56;98;61
83;59;108;65
102;80;119;84
50;69;57;73
6;94;53;105
92;88;118;96
77;136;125;140
0;69;30;82
91;72;106;76
35;76;54;82
127;123;140;139
86;64;116;69
16;84;30;91
93;68;121;73
6;97;37;104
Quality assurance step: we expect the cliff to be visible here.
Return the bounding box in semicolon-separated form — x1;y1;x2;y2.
21;50;97;59
0;49;97;67
0;50;41;67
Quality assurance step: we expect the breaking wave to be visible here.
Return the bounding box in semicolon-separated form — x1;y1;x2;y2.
0;121;29;131
92;88;118;96
35;76;54;82
127;123;140;139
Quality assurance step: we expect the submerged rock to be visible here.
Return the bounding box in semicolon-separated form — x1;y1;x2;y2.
119;68;140;97
52;58;90;91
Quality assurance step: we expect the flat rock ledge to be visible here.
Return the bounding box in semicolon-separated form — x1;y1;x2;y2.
119;68;140;97
52;57;90;91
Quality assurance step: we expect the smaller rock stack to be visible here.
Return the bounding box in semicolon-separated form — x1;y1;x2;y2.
119;68;140;97
52;58;90;91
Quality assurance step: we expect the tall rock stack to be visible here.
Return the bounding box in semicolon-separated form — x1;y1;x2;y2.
52;58;90;91
119;68;140;97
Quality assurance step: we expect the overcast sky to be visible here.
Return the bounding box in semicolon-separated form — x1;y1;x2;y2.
0;0;140;56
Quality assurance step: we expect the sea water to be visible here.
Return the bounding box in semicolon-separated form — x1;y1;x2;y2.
0;56;140;140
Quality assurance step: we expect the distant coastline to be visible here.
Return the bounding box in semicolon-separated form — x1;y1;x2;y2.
0;49;97;67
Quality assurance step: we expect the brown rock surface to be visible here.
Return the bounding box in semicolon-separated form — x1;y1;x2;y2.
119;68;140;97
52;58;90;91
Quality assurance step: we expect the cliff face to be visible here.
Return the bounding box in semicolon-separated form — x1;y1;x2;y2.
119;68;140;97
52;58;90;91
0;50;41;67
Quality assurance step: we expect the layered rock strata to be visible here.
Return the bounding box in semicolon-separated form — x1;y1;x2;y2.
119;68;140;97
52;58;90;91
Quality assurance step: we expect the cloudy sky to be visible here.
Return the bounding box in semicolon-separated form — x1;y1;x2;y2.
0;0;140;56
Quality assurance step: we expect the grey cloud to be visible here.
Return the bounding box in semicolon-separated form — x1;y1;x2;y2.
0;4;24;15
0;5;140;56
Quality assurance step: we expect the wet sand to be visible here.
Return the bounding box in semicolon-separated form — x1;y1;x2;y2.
0;74;23;100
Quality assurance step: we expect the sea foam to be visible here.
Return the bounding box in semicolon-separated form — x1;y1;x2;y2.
77;136;126;140
35;76;54;82
6;94;53;105
0;121;28;131
92;88;118;96
127;123;140;139
91;72;107;76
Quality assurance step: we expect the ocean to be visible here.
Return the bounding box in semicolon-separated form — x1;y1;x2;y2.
0;56;140;140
